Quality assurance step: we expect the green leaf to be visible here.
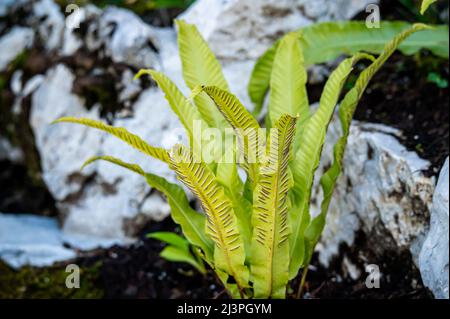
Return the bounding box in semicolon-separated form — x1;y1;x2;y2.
145;173;215;263
81;155;145;175
198;85;262;186
269;32;309;130
421;0;438;14
147;232;190;250
288;53;375;279
427;72;449;88
216;154;252;259
160;245;207;275
52;117;170;164
248;41;279;117
169;144;249;291
300;21;447;63
176;20;229;130
248;21;449;117
148;0;195;10
135;69;209;157
251;115;297;299
79;155;214;263
304;24;430;265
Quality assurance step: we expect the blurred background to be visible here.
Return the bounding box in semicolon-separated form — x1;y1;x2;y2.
0;0;448;299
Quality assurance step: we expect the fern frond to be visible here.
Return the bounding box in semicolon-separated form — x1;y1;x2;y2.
145;172;215;263
288;53;375;279
248;41;279;117
52;117;170;163
197;85;262;186
421;0;437;14
176;20;229;130
251;114;297;299
81;155;145;175
136;69;210;157
216;155;252;258
304;24;429;265
269;32;309;130
169;144;249;290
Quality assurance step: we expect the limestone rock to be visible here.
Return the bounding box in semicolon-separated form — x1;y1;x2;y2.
0;27;34;71
30;63;181;239
419;158;449;299
32;0;65;50
314;119;435;268
0;213;127;269
90;6;160;69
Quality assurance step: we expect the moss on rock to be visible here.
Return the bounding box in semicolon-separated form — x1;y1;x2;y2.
0;260;104;299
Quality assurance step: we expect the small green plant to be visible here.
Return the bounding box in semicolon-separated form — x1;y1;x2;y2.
53;20;427;299
147;232;207;274
421;0;438;14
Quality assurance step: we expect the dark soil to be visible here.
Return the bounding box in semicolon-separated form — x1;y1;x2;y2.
71;218;226;299
293;231;432;299
0;161;57;216
352;0;449;175
354;53;449;176
308;51;449;176
3;219;422;299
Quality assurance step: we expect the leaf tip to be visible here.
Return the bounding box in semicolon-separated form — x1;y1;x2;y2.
413;23;433;31
50;117;70;125
134;69;155;81
80;157;97;171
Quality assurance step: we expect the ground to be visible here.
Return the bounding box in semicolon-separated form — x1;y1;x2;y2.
0;216;433;299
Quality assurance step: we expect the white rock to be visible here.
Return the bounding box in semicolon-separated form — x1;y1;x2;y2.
222;60;254;109
61;5;102;56
118;69;142;104
94;7;160;69
30;60;182;239
22;74;45;97
141;193;172;222
181;0;376;61
0;27;34;71
32;0;65;51
62;5;160;70
314;118;435;268
0;213;75;268
0;213;128;268
419;158;449;299
31;64;103;201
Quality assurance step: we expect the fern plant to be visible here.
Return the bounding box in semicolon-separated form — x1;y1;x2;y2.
53;20;427;299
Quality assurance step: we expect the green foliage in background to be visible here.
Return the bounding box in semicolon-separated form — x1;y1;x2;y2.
248;21;449;117
53;18;427;298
